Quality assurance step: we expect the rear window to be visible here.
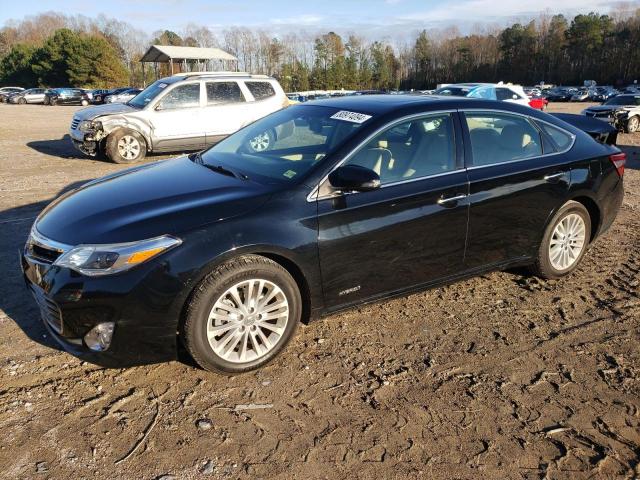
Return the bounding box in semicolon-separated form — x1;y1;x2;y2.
246;81;276;100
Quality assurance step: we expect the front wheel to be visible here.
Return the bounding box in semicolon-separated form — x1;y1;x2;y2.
184;255;301;374
18;98;26;105
531;200;591;279
105;129;146;164
81;99;89;106
626;115;639;133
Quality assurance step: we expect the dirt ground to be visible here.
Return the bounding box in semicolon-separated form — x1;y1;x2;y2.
0;102;638;480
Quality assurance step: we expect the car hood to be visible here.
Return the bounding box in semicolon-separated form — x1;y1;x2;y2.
73;103;139;121
35;157;274;245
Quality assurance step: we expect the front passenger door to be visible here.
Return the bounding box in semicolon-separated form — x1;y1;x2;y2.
151;82;205;151
316;112;469;308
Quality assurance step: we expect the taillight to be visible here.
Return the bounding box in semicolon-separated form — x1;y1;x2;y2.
609;152;626;177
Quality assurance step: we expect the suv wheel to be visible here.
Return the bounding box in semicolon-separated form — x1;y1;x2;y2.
531;200;591;279
105;129;146;164
626;116;639;133
247;130;274;153
184;255;301;374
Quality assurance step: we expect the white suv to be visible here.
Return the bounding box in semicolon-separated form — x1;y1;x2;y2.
69;73;288;163
433;83;531;107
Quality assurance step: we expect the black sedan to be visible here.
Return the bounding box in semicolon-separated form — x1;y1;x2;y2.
44;88;91;106
21;95;625;373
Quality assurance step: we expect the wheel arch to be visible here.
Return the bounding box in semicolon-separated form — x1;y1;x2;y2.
568;194;601;243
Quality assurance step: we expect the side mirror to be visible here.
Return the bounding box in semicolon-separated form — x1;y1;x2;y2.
328;165;381;193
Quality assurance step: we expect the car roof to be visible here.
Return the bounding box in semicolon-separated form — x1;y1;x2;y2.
302;94;536;117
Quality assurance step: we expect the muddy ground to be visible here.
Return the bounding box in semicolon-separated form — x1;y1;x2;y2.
0;102;638;480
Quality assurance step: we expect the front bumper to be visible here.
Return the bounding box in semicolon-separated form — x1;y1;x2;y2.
20;245;184;367
70;128;100;156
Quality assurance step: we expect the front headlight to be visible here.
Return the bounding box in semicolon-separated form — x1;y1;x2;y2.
54;235;181;276
78;120;93;132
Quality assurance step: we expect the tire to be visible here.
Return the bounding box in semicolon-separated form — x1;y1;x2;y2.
530;200;591;279
626;116;639;133
81;99;89;106
18;98;26;105
105;128;147;164
50;98;57;106
184;255;301;374
247;129;275;153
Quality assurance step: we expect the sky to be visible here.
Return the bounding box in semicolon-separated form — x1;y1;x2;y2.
0;0;632;39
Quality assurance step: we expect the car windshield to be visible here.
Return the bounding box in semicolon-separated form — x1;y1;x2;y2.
199;105;371;184
128;80;176;108
434;86;473;96
604;96;640;106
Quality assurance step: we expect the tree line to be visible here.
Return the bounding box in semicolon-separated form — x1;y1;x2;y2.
0;8;638;91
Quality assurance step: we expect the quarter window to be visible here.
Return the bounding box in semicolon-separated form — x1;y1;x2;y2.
343;114;457;185
245;81;276;100
537;122;573;152
465;113;542;166
158;84;200;109
496;88;522;101
206;82;244;104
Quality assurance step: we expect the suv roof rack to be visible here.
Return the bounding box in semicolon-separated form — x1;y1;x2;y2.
173;71;271;79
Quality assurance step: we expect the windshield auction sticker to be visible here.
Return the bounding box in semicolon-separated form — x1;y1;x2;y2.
330;111;372;124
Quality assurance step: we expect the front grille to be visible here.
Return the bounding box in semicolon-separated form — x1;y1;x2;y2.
29;243;63;263
71;117;80;130
29;284;63;334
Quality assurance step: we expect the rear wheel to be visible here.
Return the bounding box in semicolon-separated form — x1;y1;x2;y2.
184;255;301;374
247;129;275;153
626;115;639;133
81;99;89;106
531;200;591;279
105;129;146;164
18;97;26;105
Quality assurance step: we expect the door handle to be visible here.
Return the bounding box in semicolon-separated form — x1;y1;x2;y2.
544;172;564;182
437;194;467;206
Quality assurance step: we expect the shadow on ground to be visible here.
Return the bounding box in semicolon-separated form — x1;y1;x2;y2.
0;181;88;351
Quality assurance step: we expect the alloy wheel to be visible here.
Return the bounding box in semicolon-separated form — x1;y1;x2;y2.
117;135;141;161
628;116;639;133
548;213;586;271
206;279;289;363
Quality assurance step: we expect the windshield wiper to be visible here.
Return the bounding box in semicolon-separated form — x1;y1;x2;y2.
189;152;248;180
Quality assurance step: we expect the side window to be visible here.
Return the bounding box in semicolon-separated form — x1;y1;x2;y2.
344;114;456;185
206;82;245;105
245;81;276;100
496;88;520;101
158;84;200;109
468;87;496;100
536;122;574;152
465;113;543;166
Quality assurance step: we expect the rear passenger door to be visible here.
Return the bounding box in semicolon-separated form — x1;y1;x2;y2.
243;81;283;121
317;112;469;308
203;80;249;145
462;111;572;269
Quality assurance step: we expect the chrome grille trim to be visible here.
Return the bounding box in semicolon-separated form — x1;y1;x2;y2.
26;227;72;264
71;117;80;130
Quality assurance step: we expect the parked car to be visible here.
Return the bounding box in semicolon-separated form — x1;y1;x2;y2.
24;95;624;373
91;89;111;104
544;87;576;102
93;87;132;104
0;86;24;103
570;88;596;102
433;83;530;107
582;94;640;133
528;96;548;111
104;88;143;104
69;72;288;163
591;87;618;102
8;88;47;104
45;88;91;106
